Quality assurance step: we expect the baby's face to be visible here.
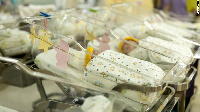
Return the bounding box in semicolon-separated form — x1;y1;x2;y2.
122;41;137;54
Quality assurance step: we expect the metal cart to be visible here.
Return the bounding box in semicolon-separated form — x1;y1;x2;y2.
0;56;176;112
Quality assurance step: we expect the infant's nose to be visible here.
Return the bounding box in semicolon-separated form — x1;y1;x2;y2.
125;45;129;50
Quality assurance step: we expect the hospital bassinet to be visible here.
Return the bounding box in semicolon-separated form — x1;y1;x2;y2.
0;55;177;112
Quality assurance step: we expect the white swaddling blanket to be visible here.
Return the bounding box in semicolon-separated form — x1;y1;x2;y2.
0;28;30;48
0;28;31;56
85;50;165;105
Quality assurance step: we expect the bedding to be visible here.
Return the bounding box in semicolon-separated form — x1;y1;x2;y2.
135;37;193;65
0;28;31;56
85;50;165;104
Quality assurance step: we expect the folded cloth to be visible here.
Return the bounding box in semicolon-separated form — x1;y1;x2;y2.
81;95;112;112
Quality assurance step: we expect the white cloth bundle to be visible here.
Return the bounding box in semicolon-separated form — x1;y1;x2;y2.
0;28;31;56
0;29;30;49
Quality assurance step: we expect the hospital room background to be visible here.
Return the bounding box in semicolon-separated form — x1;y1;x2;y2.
0;0;200;112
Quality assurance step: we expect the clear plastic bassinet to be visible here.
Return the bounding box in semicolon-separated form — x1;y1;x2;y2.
21;14;177;111
83;7;200;65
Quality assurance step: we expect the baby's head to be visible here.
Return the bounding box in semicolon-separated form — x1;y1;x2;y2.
119;37;138;54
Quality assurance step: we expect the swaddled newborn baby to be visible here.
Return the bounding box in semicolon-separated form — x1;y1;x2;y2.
0;29;30;49
0;26;31;56
118;37;193;68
